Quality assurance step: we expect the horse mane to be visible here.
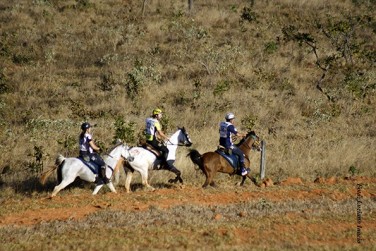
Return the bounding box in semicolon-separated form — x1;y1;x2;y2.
105;141;124;155
236;131;256;146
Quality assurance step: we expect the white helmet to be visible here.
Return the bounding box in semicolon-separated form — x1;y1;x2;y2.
225;112;235;120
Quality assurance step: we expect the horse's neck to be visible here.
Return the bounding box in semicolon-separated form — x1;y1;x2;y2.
168;130;180;145
105;146;123;168
109;147;119;158
107;146;122;160
239;138;253;155
166;130;180;159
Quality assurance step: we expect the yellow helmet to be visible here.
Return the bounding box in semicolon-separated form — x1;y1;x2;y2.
153;108;162;115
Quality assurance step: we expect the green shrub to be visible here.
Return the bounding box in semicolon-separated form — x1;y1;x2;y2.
213;80;230;97
264;41;278;54
26;146;45;174
113;117;137;145
241;114;258;131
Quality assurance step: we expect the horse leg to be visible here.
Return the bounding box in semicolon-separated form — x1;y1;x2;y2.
106;182;117;193
124;169;134;193
113;169;120;186
140;170;155;191
92;184;104;195
247;173;257;185
202;164;215;188
240;176;247;186
92;181;117;194
50;177;75;197
166;161;183;184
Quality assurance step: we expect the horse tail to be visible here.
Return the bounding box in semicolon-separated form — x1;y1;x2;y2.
187;149;204;172
40;154;66;185
40;166;57;185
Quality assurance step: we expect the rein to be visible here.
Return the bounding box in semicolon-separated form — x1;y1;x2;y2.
241;135;258;150
166;142;189;146
165;131;191;147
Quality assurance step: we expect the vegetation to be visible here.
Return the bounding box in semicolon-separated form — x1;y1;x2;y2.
0;0;375;190
0;0;375;248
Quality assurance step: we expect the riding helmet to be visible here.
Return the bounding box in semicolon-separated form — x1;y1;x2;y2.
153;108;163;115
81;122;91;130
225;112;235;120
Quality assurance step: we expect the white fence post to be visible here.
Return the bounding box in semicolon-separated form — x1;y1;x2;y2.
260;140;266;179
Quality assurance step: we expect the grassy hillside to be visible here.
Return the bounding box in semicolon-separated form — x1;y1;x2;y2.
0;0;375;190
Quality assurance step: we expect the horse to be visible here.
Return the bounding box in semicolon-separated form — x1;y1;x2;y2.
123;127;192;193
187;131;261;188
40;143;133;197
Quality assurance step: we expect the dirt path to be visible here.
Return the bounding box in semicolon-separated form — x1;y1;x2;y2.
1;176;375;227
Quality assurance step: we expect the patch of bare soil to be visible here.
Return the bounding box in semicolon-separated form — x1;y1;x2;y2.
1;176;375;227
0;177;376;249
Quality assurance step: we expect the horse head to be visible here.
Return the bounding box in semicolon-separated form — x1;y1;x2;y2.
108;141;134;162
178;127;193;147
238;130;261;151
121;143;134;162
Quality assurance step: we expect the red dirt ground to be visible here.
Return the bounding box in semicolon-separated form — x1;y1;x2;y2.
1;176;375;227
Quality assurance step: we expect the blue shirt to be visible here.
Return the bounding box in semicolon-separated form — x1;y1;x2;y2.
219;121;238;148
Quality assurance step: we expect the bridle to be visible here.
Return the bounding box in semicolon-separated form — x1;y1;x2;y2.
166;129;192;147
241;134;260;150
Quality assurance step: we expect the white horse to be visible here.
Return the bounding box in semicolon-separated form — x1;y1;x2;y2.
41;143;133;197
123;127;192;193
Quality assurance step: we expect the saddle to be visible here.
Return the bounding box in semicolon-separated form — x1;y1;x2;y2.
78;157;100;174
215;146;242;174
140;142;162;158
139;141;168;170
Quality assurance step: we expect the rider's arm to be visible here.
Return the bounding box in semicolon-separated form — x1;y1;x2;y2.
235;131;246;138
89;140;101;151
229;125;246;138
156;129;170;141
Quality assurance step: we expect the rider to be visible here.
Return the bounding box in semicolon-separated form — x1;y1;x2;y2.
145;108;171;168
219;112;248;176
79;122;109;184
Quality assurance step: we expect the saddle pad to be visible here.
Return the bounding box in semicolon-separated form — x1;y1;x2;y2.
78;157;99;174
215;150;239;170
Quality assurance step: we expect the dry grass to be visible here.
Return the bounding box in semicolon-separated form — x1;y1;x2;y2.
0;0;375;227
1;186;375;250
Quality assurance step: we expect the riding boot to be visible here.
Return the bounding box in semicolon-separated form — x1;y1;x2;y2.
100;166;109;184
240;162;248;176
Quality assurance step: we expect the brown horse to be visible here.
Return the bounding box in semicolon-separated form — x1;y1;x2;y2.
187;131;261;188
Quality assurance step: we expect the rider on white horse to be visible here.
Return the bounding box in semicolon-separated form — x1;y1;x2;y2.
79;122;108;184
144;108;181;176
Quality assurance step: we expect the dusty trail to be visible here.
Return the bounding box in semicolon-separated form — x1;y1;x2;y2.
1;176;375;227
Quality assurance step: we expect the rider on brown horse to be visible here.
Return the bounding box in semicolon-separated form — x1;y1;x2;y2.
219;112;248;176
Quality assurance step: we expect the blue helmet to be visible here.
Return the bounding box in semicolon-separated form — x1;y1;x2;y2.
81;122;91;130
